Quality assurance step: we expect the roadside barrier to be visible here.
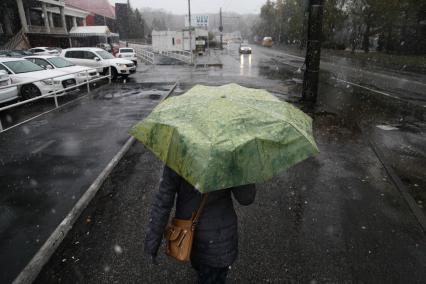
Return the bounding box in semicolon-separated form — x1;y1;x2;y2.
128;43;155;64
0;66;112;132
161;50;194;65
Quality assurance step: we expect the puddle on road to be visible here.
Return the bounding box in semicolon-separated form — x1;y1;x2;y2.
149;94;162;100
376;125;399;131
95;83;173;101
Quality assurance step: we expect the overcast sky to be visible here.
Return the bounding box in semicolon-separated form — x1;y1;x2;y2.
113;0;264;15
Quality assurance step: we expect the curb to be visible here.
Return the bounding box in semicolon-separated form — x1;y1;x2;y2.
12;82;178;284
368;138;426;233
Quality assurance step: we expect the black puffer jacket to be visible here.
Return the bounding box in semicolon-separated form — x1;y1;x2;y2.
144;166;256;268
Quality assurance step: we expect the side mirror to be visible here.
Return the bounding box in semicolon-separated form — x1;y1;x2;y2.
94;57;101;61
46;65;53;69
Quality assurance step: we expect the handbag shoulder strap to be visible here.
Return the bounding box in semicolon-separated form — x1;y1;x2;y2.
192;193;209;226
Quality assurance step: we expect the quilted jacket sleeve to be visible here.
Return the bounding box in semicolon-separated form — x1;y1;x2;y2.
144;166;180;256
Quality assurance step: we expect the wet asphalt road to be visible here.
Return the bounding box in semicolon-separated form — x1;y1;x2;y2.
35;48;426;283
249;44;426;106
0;82;174;283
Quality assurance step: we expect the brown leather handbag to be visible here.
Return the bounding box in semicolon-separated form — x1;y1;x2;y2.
164;194;209;262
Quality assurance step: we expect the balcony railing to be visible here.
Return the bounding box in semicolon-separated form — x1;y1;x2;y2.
37;0;65;7
27;25;68;35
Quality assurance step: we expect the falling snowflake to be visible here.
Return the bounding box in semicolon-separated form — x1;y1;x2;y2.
114;245;123;254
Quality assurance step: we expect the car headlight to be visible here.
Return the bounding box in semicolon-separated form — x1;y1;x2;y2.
41;80;55;85
116;63;127;68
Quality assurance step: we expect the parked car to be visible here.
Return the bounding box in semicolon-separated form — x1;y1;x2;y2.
25;55;99;84
61;47;136;79
0;58;78;100
96;43;112;52
262;37;273;47
0;70;19;104
0;50;33;58
29;47;61;56
116;48;138;65
239;43;252;54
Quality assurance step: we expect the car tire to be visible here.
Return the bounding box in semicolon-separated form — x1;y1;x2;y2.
111;67;118;80
20;84;41;101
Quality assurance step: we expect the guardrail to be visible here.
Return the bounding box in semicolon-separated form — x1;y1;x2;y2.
0;66;112;132
161;50;194;65
128;43;155;64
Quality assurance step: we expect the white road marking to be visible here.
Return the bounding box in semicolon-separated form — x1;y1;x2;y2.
31;140;56;155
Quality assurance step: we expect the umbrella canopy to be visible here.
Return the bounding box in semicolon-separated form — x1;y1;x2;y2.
130;84;319;193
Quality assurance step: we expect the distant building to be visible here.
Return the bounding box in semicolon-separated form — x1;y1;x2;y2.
216;31;242;44
0;0;118;49
152;29;208;52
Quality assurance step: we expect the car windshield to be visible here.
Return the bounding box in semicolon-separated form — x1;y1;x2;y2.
46;47;58;51
11;50;32;55
3;60;44;74
120;49;134;53
97;50;114;59
8;51;22;56
48;57;75;68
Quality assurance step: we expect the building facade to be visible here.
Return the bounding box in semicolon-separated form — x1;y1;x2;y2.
0;0;117;49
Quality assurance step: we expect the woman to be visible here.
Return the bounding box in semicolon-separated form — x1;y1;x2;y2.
144;166;256;283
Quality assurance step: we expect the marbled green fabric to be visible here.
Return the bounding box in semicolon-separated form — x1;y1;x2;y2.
130;84;319;193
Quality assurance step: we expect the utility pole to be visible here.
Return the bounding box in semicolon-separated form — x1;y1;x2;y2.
219;7;223;50
188;0;192;56
126;0;130;45
302;0;324;103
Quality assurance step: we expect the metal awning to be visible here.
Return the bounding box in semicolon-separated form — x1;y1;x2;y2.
69;26;118;37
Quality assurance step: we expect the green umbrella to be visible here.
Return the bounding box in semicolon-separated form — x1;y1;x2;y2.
130;84;319;193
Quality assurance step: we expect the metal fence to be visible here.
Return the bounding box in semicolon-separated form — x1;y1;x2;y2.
127;43;155;64
161;50;194;65
27;26;67;35
0;67;111;132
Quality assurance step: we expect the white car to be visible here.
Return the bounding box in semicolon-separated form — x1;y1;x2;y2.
239;44;252;54
25;55;99;84
0;70;19;104
0;58;78;100
116;48;138;65
61;47;136;79
29;47;61;56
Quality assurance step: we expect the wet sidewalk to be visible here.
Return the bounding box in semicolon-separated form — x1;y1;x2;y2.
34;101;426;283
0;82;175;283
